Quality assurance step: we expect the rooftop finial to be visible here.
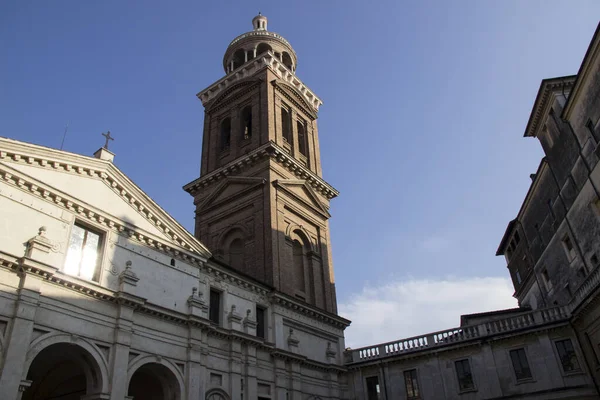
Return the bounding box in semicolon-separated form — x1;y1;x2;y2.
252;13;267;31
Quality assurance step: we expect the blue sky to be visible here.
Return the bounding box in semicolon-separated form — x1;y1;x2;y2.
2;1;599;346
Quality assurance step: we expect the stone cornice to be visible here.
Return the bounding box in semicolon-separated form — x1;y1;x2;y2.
0;137;211;258
523;77;576;138
562;23;600;119
0;251;269;345
270;349;347;373
183;142;339;200
271;292;351;330
197;52;322;112
272;80;318;120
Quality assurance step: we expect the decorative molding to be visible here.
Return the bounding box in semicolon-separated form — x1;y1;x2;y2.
273;80;318;120
197;52;322;112
0;138;210;258
524;77;576;138
271;293;350;330
183;142;338;200
206;79;261;113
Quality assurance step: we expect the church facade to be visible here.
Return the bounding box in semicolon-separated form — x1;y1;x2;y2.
0;14;349;400
1;14;600;400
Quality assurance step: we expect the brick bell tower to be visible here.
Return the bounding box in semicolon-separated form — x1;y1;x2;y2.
184;14;339;313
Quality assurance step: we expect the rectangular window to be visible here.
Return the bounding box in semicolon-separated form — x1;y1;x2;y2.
297;119;308;157
516;270;522;284
64;222;103;281
455;359;475;391
404;369;420;399
281;106;292;143
209;289;221;325
541;268;552;291
365;376;380;400
587;118;599;141
555;339;580;372
256;306;266;339
510;348;532;380
563;234;576;260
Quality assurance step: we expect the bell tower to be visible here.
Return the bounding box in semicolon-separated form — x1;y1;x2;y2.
184;14;339;313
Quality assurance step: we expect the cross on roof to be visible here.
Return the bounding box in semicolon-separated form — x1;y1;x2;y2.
101;131;114;150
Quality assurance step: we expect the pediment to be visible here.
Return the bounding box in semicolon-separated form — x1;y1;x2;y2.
0;139;212;259
206;78;261;112
273;179;330;218
198;176;266;211
272;81;318;120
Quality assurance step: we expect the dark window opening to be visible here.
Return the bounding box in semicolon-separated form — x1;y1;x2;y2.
510;348;532;380
556;339;580;372
455;359;475;391
220;118;231;151
564;235;573;251
404;369;420;399
170;258;175;266
587;118;599;141
514;231;520;244
241;106;252;140
209;289;221;325
256;306;266;339
293;239;305;292
229;238;244;269
281;107;292;143
297;120;308;157
542;268;552;291
365;376;380;400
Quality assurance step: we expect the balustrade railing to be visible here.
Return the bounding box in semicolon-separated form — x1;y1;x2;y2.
346;263;600;364
346;305;570;364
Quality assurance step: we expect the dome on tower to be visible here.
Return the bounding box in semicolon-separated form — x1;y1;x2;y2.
223;13;297;74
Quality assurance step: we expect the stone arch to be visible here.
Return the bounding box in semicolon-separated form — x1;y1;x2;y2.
218;225;249;269
285;223;317;253
256;42;272;55
206;387;231;400
232;48;246;70
23;333;110;397
282;51;293;70
127;355;185;400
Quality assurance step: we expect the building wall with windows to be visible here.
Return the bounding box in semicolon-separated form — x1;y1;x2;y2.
0;138;349;400
345;22;600;400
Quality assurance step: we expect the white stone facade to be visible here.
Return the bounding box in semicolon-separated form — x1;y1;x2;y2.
0;138;349;400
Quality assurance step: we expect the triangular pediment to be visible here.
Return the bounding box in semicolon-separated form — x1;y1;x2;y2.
274;179;330;218
272;81;318;120
206;78;261;112
198;176;266;211
0;138;212;259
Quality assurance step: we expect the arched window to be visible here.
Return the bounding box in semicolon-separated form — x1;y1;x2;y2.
282;52;293;70
293;239;306;293
233;49;245;70
297;120;308;157
246;49;254;62
256;43;272;56
241;106;252;140
229;238;244;269
220;118;231;151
